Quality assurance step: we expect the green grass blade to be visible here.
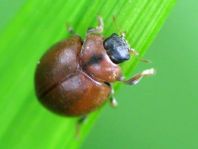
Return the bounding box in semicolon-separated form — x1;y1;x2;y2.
0;0;176;148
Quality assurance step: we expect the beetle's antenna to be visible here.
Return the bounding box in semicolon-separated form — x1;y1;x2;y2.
112;16;127;38
112;16;122;35
139;58;152;63
129;49;152;63
112;16;150;64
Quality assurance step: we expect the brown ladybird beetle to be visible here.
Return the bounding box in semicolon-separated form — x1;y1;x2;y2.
35;17;155;127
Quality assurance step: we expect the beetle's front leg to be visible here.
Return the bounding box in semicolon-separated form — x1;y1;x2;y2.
106;83;118;108
87;16;104;34
120;68;155;85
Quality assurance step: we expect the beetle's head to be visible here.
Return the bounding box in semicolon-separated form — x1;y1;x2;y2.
103;33;130;64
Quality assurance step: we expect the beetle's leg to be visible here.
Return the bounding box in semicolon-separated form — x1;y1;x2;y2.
65;23;76;35
67;26;75;35
75;115;87;138
106;83;118;107
87;16;104;34
120;68;155;85
110;86;118;108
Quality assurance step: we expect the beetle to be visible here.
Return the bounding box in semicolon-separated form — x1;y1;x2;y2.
35;17;154;127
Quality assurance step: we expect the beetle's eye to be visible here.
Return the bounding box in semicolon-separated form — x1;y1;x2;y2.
103;33;130;64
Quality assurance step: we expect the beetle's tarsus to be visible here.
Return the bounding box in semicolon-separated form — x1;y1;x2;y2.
121;68;156;85
75;115;87;139
68;26;75;34
109;84;118;107
65;22;75;35
87;16;104;34
110;96;118;107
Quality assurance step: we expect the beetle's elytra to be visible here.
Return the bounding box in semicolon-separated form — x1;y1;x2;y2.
35;17;155;117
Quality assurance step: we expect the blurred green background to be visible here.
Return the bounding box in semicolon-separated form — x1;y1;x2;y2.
82;0;198;149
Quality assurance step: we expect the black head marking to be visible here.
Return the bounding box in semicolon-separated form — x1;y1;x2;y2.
82;54;103;69
103;33;130;64
87;54;103;65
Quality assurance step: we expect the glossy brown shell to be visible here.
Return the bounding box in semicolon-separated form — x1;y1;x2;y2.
35;34;121;116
